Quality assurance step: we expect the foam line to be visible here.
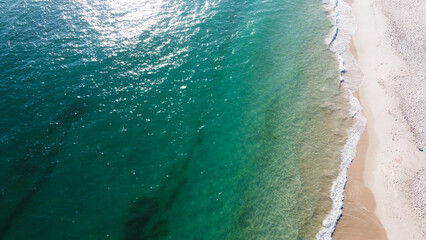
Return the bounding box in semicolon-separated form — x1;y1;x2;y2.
316;0;366;239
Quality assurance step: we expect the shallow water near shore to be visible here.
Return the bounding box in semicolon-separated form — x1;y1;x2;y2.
0;0;351;239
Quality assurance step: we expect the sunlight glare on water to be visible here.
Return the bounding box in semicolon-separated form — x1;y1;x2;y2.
72;0;219;49
75;0;167;47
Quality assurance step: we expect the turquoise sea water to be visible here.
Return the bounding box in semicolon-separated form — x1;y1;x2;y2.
0;0;351;239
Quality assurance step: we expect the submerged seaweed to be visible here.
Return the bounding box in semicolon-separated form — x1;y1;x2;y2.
0;100;88;239
124;130;203;240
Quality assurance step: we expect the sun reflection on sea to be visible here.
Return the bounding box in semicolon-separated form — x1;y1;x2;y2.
74;0;166;48
70;0;219;49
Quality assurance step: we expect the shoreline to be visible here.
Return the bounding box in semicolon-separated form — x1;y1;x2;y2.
317;0;366;238
334;0;425;239
333;125;387;239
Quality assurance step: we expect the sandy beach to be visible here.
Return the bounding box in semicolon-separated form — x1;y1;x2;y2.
334;0;426;239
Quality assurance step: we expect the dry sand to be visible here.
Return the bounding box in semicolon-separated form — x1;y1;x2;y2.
334;0;426;239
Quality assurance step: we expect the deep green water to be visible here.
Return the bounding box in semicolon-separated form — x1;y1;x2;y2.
0;0;350;239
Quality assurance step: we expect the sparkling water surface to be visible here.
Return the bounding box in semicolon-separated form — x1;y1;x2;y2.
0;0;351;239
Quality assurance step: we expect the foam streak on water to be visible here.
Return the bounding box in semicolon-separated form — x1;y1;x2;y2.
317;0;366;239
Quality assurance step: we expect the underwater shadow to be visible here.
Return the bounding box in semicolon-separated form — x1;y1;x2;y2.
124;130;203;240
0;100;88;240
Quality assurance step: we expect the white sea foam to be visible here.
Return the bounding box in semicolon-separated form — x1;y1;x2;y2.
316;0;366;239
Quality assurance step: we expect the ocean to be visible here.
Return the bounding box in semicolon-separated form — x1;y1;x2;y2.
0;0;355;239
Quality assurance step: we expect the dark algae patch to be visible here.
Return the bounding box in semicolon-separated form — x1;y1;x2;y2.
125;131;204;240
0;100;88;239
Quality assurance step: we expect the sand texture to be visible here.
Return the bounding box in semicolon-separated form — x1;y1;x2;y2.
333;127;387;239
334;0;426;239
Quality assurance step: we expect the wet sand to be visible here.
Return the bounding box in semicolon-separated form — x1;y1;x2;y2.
333;22;387;239
333;127;387;239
